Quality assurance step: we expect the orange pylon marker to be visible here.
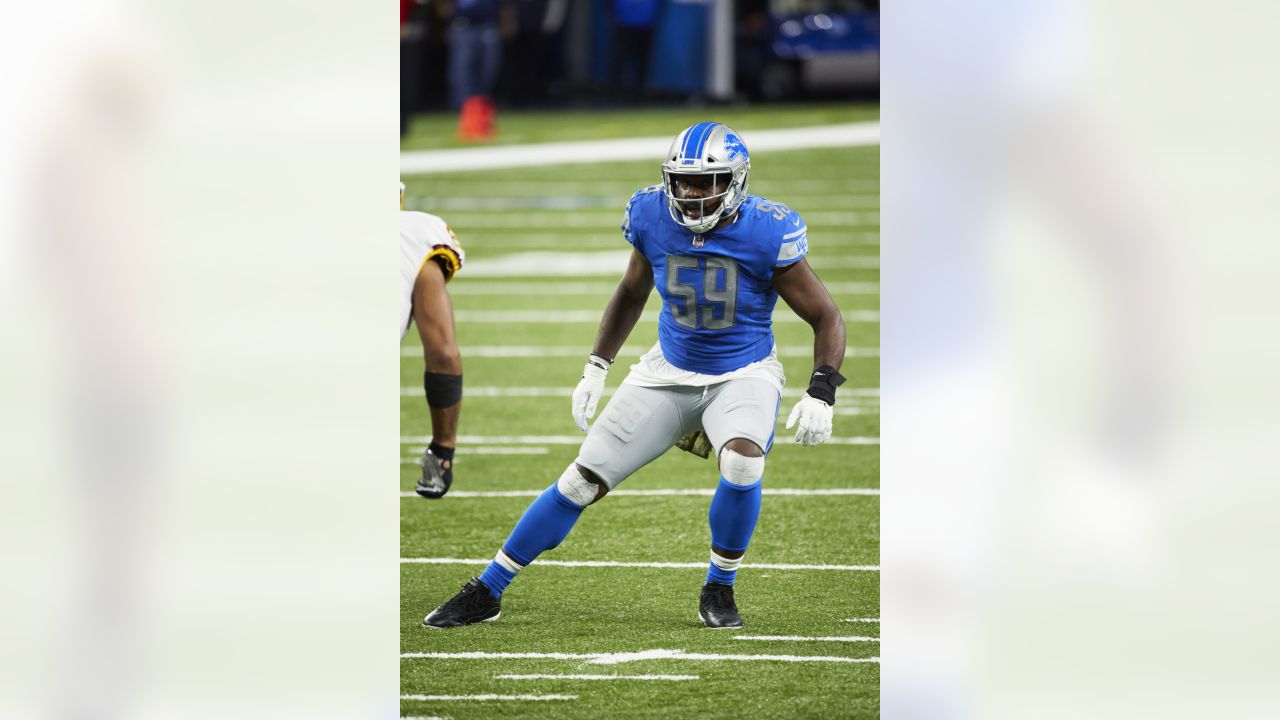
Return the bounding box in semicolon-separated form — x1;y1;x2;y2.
457;95;496;143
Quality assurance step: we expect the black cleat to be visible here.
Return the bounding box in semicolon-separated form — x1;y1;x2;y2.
422;578;501;628
699;582;744;629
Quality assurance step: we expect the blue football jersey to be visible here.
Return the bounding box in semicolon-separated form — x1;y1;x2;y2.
621;186;809;374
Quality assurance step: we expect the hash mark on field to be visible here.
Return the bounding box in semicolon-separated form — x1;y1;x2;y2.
402;649;879;665
400;694;576;702
400;558;879;571
495;673;699;681
734;636;880;643
398;488;879;498
844;618;880;623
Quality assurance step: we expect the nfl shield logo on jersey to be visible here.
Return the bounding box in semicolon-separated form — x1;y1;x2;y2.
692;235;705;248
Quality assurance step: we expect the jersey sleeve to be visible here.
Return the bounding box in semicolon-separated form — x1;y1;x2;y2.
426;222;465;282
406;211;466;282
774;209;808;267
621;185;662;254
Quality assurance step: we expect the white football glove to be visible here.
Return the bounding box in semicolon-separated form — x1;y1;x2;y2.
786;394;834;446
571;355;611;432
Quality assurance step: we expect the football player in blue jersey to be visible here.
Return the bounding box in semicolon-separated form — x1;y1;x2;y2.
423;121;847;629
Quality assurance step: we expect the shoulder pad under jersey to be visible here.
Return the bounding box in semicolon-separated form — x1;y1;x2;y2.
402;210;465;281
621;184;663;248
747;196;808;267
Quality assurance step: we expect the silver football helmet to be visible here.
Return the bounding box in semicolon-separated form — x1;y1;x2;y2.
661;122;751;234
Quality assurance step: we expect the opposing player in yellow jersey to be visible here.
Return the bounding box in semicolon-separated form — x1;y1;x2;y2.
400;182;466;497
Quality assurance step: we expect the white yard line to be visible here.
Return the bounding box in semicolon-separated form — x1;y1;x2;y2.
461;250;629;276
403;649;879;665
455;250;877;277
457;230;877;241
398;433;879;446
398;488;879;498
409;179;878;193
451;310;879;323
401;122;880;174
833;406;877;415
401;447;551;457
403;649;877;665
436;212;878;229
401;344;879;358
420;193;879;212
400;449;549;463
400;694;576;702
805;256;880;269
446;281;880;296
494;673;699;681
400;386;578;397
733;636;880;643
399;558;879;571
400;387;879;400
457;236;877;252
844;618;881;623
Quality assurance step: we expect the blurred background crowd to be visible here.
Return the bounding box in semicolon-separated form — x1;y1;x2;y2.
400;0;879;137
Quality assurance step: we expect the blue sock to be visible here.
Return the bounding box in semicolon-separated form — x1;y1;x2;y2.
706;475;762;585
477;481;585;598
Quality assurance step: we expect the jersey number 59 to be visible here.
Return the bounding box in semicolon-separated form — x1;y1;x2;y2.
666;255;738;330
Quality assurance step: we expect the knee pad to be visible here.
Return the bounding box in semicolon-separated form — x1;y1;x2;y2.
555;464;599;508
719;447;765;486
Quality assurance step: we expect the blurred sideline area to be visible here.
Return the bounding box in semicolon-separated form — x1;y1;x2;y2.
884;2;1280;718
0;1;395;718
401;0;879;143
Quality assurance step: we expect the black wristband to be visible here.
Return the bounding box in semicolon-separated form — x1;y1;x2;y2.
428;443;455;462
587;353;613;371
423;371;462;408
806;365;846;405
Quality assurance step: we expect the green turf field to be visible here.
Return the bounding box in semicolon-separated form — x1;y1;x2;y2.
401;123;879;718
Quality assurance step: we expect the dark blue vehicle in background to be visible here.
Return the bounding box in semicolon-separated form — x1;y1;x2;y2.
739;0;880;101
